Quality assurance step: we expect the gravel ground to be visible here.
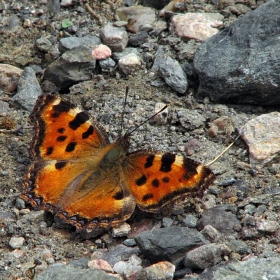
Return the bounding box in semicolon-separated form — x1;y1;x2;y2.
1;1;279;279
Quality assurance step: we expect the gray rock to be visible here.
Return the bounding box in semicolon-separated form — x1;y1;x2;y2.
183;243;231;270
34;263;119;280
42;46;96;92
226;240;252;255
0;211;16;224
200;225;221;242
12;67;41;112
123;239;137;247
197;207;241;235
162;217;173;228
68;258;90;269
100;24;128;52
198;257;280;280
102;244;140;266
182;214;197;228
59;35;101;52
112;47;141;61
0;101;10;115
240;227;261;239
113;254;142;280
194;0;280;105
35;36;53;52
99;57;116;71
256;218;279;234
157;56;188;94
9;236;25;249
135;227;209;265
128;31;149;47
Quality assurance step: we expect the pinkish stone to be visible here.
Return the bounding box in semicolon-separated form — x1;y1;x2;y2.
0;64;23;92
92;44;112;60
170;13;224;42
88;259;114;273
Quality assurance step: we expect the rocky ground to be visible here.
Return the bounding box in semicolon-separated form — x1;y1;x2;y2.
1;0;280;280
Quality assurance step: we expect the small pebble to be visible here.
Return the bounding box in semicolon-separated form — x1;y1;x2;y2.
9;237;25;249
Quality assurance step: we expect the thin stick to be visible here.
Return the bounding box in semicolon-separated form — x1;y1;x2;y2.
119;85;129;136
206;135;240;166
85;3;103;25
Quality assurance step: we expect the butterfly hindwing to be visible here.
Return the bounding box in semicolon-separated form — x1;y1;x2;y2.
126;151;215;213
56;168;136;232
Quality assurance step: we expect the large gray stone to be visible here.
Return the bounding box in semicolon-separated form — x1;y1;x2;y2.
135;227;209;265
194;0;280;105
198;257;280;280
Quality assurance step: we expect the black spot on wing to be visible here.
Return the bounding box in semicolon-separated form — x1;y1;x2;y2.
52;100;75;118
57;135;67;141
162;177;169;183
152;178;159;188
183;158;199;179
160;153;175;172
69;111;89;130
142;193;153;201
82;125;94;139
135;175;147;186
113;191;124;200
55;161;67;170
57;128;65;133
144;155;155;168
46;146;53;155
65;142;77;152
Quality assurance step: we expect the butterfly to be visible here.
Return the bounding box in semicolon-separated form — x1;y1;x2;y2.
21;94;215;238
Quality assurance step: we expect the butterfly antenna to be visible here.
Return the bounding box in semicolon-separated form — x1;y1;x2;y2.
124;104;169;138
206;135;240;166
119;85;129;136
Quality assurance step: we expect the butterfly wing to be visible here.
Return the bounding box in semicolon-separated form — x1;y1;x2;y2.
30;94;109;160
125;151;215;213
56;168;136;234
22;95;111;213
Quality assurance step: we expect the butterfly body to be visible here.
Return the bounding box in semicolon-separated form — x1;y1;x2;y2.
22;94;215;238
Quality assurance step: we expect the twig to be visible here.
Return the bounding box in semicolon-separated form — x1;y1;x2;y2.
85;3;103;25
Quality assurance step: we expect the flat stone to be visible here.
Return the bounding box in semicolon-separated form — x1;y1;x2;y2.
240;112;280;166
12;66;41;112
59;35;101;52
170;13;224;42
135;227;209;265
0;64;23;92
183;243;231;269
34;263;120;280
198;257;280;280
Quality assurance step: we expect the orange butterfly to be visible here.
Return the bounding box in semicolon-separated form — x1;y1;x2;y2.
22;94;215;238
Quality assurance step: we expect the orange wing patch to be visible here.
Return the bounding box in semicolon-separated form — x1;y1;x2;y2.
22;94;215;238
127;152;214;212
